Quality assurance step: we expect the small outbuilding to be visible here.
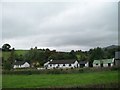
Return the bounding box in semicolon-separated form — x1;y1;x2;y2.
79;61;89;68
13;61;30;69
114;51;120;66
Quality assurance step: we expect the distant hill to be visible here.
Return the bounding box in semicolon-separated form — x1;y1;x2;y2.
104;45;119;50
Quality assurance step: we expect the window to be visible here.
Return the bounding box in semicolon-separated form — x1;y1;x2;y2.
69;64;71;66
63;64;65;66
50;64;52;66
96;64;98;65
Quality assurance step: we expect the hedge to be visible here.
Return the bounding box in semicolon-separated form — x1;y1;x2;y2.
2;66;119;75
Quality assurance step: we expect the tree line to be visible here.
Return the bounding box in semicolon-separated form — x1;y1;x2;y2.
1;44;120;70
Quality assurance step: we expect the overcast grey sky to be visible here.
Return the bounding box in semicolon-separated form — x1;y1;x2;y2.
1;0;118;51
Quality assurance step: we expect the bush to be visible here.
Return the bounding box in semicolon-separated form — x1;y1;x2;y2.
2;66;119;75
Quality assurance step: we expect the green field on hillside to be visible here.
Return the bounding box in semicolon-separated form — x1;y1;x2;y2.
2;71;118;88
1;50;28;60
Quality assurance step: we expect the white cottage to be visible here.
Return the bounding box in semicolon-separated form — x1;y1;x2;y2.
44;60;79;69
13;61;30;69
93;58;114;67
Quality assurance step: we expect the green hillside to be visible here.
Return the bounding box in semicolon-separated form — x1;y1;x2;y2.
14;50;29;55
2;50;29;61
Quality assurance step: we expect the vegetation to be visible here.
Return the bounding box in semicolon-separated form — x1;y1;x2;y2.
2;44;11;51
1;44;119;88
2;66;119;75
2;71;118;88
2;50;28;61
1;43;120;70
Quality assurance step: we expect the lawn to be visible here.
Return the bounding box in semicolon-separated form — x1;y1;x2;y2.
2;71;118;88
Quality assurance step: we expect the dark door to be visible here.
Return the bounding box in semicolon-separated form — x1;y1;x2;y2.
108;63;111;67
80;64;85;68
100;63;103;67
77;64;79;68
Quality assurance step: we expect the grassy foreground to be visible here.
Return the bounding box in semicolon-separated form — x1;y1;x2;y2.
2;71;118;88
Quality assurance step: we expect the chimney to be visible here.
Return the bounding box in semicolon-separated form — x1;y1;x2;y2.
50;59;53;62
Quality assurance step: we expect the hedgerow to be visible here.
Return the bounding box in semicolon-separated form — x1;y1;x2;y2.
2;66;119;75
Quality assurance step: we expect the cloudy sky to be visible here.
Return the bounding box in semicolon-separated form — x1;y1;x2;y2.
1;0;118;51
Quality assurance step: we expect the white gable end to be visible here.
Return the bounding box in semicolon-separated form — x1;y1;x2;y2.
21;62;30;68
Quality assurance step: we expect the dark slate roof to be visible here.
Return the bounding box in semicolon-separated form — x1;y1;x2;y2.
13;61;27;65
115;52;120;59
79;61;88;64
49;60;77;64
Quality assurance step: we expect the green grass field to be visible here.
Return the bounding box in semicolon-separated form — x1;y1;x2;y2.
2;71;118;88
1;50;28;60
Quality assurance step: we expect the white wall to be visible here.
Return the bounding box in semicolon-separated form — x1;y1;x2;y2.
103;64;108;67
21;62;30;68
93;64;100;67
13;62;30;69
103;63;114;67
74;61;79;67
44;61;50;67
93;63;114;67
13;65;20;68
85;62;89;67
46;61;79;69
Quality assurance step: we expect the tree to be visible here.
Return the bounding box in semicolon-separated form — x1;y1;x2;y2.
3;60;12;70
88;47;104;61
8;48;17;64
2;44;11;51
17;54;24;61
69;50;76;59
24;47;47;67
87;47;105;67
44;48;51;60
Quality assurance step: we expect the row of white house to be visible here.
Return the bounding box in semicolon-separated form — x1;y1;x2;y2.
13;60;89;69
43;58;116;69
13;52;120;69
13;58;118;69
13;58;117;69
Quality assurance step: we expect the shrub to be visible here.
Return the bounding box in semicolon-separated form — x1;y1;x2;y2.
2;66;119;75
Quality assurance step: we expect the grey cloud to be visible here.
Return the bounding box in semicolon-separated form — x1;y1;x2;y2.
2;1;118;51
2;2;69;39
